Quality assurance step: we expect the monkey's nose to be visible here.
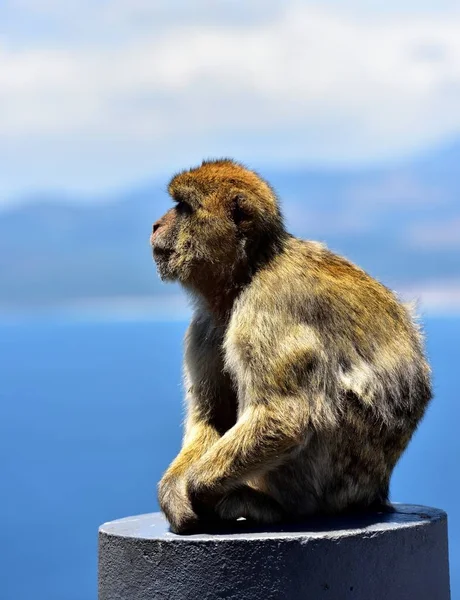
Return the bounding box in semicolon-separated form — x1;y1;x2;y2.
151;221;163;245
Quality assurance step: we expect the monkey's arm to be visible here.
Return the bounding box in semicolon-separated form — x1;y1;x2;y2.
186;396;309;515
161;407;220;480
160;402;288;529
185;319;315;516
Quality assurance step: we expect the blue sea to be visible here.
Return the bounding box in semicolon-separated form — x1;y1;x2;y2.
1;317;459;599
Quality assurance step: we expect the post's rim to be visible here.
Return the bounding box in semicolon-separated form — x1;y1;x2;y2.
99;503;447;543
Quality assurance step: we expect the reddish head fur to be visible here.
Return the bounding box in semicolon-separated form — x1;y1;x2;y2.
152;159;286;317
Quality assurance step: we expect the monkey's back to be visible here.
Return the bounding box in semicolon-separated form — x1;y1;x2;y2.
226;236;432;515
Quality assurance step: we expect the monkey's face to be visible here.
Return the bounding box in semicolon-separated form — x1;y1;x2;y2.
150;160;283;291
150;207;184;281
150;184;242;286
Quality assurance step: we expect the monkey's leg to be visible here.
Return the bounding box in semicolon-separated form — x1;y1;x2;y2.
159;314;238;533
158;417;221;533
216;485;287;524
186;400;307;517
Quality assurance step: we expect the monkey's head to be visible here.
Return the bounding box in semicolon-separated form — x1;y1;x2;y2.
150;159;285;297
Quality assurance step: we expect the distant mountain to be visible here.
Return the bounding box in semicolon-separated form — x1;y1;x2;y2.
1;140;459;312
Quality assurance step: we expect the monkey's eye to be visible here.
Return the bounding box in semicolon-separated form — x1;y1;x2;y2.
175;201;192;216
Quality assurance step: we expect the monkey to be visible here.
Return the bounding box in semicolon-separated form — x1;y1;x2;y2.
150;158;432;535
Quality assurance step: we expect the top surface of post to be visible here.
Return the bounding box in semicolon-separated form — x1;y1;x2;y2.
99;503;446;541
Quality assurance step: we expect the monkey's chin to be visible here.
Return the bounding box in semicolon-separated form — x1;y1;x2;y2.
157;270;179;282
153;256;180;282
154;263;178;282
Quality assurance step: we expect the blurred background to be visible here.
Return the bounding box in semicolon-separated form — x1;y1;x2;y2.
1;1;459;599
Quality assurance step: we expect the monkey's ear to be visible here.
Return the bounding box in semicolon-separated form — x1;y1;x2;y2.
231;194;250;226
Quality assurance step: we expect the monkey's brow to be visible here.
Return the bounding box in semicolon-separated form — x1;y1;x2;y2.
171;186;202;207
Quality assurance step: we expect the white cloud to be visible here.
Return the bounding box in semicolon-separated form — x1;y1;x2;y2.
1;1;460;195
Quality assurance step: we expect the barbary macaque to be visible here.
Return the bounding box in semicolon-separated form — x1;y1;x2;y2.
150;159;431;534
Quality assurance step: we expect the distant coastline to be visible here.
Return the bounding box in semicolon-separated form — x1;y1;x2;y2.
0;295;191;323
1;284;460;323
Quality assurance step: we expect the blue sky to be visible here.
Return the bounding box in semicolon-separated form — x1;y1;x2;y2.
1;0;460;200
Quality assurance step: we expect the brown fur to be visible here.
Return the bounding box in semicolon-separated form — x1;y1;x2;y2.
151;159;432;534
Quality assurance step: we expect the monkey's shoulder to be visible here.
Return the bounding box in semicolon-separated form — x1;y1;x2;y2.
226;236;422;366
259;236;380;288
243;236;404;322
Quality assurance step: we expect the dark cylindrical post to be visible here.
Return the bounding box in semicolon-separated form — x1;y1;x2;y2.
99;504;450;600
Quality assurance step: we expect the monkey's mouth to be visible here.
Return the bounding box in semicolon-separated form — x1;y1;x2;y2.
152;246;178;270
152;246;181;282
152;246;175;259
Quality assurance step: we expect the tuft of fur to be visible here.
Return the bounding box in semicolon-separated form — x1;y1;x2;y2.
152;159;432;534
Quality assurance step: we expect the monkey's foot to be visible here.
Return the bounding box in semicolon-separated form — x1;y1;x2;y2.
216;485;286;524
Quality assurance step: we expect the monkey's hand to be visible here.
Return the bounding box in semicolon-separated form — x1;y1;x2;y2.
184;468;226;519
158;474;200;534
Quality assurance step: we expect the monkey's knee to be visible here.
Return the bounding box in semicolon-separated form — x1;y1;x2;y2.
216;485;286;524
